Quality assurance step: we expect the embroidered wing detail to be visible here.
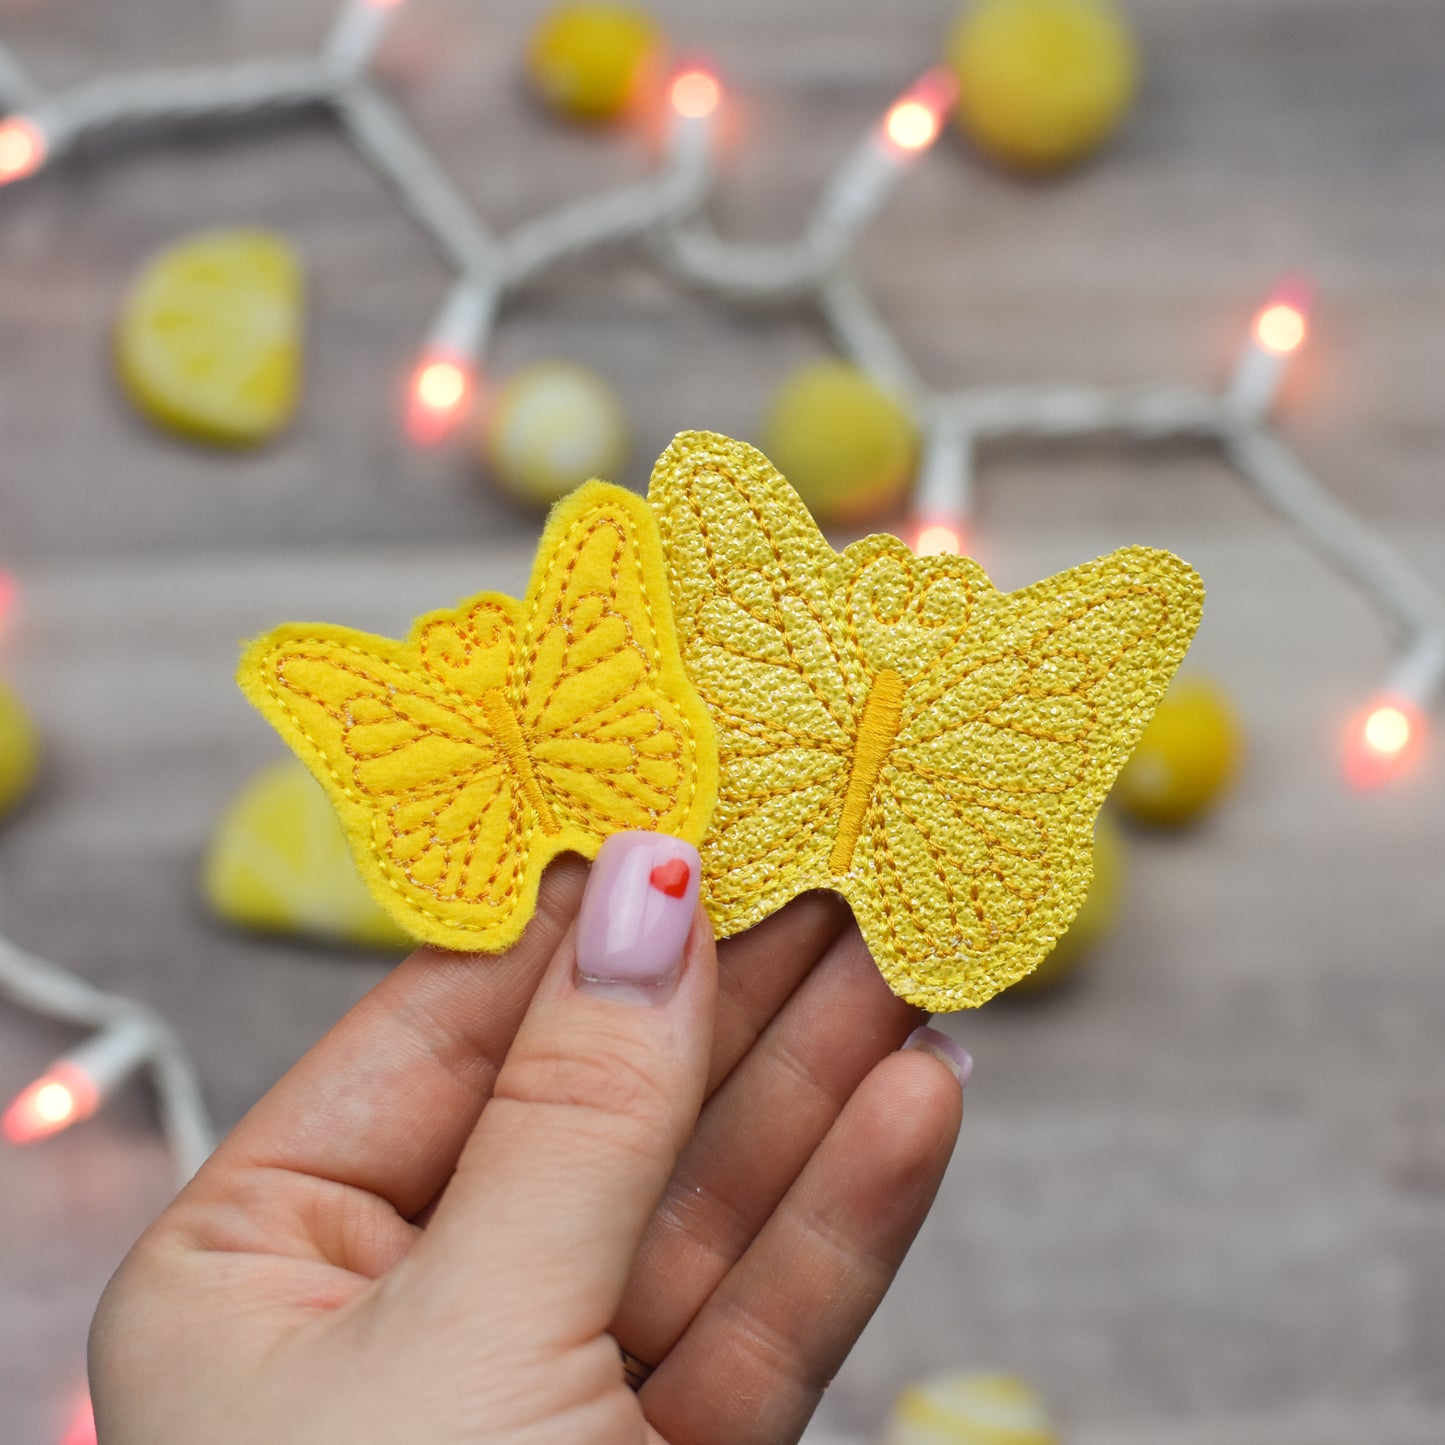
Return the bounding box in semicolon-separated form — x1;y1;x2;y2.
243;605;527;942
853;542;1203;1008
649;432;863;930
519;493;712;840
238;482;717;953
649;431;1203;1009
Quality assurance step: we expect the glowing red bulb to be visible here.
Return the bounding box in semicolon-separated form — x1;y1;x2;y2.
415;359;466;411
2;1064;99;1144
1255;304;1306;356
59;1396;97;1445
0;117;46;185
1253;276;1313;357
1364;704;1412;756
670;68;721;120
882;68;958;156
885;100;939;152
406;355;474;445
1345;696;1424;788
0;572;16;623
910;517;966;556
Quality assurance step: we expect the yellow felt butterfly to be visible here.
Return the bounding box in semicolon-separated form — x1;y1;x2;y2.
237;482;717;953
649;432;1204;1010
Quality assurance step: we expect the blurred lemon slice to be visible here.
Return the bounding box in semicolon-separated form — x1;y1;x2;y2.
204;760;413;952
1115;675;1243;828
887;1370;1060;1445
0;680;40;820
116;228;303;447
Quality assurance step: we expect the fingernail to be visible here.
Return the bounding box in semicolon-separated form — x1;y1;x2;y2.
902;1025;973;1089
575;832;700;1005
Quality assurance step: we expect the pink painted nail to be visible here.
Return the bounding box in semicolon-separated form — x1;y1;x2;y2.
575;832;700;1004
902;1025;974;1088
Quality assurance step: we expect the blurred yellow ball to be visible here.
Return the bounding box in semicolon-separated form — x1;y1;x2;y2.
204;760;413;951
481;362;630;507
886;1371;1060;1445
1115;675;1243;829
0;681;40;820
1013;811;1123;993
760;361;918;523
526;5;664;122
946;0;1138;171
115;228;303;447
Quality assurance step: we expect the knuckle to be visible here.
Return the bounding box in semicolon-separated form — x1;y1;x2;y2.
497;1027;678;1150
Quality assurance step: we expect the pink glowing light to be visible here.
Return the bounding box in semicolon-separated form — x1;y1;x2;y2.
1253;276;1314;357
0;117;46;185
1344;696;1424;789
669;68;721;121
881;69;958;157
405;355;474;445
2;1064;99;1145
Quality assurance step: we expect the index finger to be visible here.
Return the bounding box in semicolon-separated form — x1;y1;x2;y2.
191;869;849;1223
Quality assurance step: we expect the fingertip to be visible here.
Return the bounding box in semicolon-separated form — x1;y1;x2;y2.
900;1023;973;1090
574;833;703;1004
853;1046;966;1190
531;851;592;938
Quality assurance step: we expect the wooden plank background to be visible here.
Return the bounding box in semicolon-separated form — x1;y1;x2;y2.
1;1;1443;1441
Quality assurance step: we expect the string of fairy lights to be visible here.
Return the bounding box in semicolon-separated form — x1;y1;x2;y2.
1;3;1442;1436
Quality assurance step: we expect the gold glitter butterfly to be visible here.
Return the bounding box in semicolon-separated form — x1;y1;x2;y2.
238;482;717;953
650;432;1203;1009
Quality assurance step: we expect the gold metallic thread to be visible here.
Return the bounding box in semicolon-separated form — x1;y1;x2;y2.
648;431;1204;1011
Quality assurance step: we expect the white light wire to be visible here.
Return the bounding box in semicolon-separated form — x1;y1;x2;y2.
0;933;216;1184
1;0;1443;1189
0;36;40;111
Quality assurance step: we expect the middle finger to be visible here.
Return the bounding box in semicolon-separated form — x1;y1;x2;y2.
613;918;920;1365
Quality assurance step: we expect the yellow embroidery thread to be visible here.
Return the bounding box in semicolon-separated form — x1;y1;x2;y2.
832;667;905;874
479;688;559;835
649;430;1204;1010
237;480;718;953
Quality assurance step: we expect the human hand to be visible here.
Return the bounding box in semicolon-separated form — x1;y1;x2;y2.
90;831;967;1443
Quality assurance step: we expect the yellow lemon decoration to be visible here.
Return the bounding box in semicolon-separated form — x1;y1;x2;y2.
757;361;913;525
1114;674;1242;828
650;433;1202;1010
482;361;630;507
760;361;919;523
946;0;1138;171
526;5;664;123
204;760;414;951
115;228;303;447
0;680;40;820
887;1371;1060;1445
1010;810;1123;992
238;482;716;954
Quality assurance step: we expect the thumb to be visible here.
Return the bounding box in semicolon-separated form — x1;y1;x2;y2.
404;831;716;1348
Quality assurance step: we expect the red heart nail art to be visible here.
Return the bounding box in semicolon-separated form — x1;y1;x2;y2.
648;857;691;899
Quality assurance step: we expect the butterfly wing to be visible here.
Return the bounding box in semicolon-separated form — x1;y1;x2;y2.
648;432;865;933
240;483;716;954
237;603;536;949
513;481;717;849
845;542;1204;1009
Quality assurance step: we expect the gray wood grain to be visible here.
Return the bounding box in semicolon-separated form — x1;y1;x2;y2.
2;2;1443;1441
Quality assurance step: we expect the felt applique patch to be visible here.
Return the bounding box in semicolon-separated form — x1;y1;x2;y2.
649;432;1204;1010
237;481;717;953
